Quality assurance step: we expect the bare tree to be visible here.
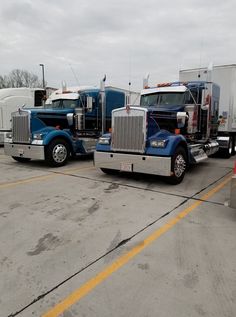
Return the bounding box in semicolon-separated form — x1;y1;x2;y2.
0;75;9;88
0;69;45;88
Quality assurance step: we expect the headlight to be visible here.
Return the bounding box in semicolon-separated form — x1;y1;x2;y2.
6;132;12;138
33;133;43;140
150;139;168;148
98;137;110;145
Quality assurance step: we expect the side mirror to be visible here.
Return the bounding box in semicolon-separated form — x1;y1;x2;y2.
177;112;188;128
67;113;74;126
201;104;209;111
87;96;93;112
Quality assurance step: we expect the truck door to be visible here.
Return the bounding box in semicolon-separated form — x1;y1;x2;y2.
200;83;212;139
79;93;99;132
105;91;125;130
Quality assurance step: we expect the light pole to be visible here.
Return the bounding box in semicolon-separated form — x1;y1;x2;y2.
39;64;45;89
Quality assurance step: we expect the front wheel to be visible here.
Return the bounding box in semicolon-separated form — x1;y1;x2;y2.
45;139;70;167
167;147;187;185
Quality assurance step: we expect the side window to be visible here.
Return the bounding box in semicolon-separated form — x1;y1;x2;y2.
184;91;194;104
196;89;202;104
185;89;201;104
77;95;86;108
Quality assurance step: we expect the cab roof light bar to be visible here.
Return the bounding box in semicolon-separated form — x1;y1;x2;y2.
144;82;188;89
144;81;208;90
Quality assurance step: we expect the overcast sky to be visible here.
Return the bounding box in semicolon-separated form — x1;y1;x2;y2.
0;0;235;91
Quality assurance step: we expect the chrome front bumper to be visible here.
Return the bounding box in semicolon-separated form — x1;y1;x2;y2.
94;151;171;176
4;142;45;160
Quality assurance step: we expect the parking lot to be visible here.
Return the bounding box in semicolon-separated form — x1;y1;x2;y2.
0;147;235;317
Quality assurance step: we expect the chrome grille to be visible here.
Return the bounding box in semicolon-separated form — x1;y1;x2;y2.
12;111;31;143
112;108;146;153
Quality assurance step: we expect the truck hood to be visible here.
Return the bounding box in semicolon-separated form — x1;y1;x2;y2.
147;104;186;135
28;108;74;116
28;108;74;131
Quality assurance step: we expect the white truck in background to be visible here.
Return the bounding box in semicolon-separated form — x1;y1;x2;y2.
0;87;47;145
179;64;236;157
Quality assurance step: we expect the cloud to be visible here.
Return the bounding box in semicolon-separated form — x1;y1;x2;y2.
0;0;236;91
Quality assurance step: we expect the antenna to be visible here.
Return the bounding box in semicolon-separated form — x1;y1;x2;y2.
198;38;204;78
100;75;106;135
69;64;80;85
127;81;131;105
128;51;131;90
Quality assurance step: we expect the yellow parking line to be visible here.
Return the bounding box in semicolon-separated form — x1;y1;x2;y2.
0;174;56;189
61;165;95;174
42;174;232;317
0;166;94;189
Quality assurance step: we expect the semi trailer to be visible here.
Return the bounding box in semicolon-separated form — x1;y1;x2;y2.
0;87;46;144
179;64;236;157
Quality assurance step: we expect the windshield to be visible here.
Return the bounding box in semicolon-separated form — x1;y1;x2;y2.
45;99;78;109
140;92;185;107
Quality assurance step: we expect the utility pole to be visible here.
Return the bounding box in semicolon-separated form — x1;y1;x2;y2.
39;64;45;89
100;74;106;134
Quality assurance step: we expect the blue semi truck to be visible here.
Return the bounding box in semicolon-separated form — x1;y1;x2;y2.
4;84;139;166
94;81;220;184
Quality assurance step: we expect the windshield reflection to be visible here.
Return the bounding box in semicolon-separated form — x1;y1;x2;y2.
45;99;78;109
140;92;185;107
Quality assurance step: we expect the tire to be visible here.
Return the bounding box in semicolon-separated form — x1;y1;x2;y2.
221;136;233;158
232;135;236;156
45;139;70;167
12;156;31;163
167;146;187;185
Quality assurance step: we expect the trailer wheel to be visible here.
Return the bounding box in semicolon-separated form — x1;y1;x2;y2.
45;139;70;167
167;147;187;185
12;156;31;163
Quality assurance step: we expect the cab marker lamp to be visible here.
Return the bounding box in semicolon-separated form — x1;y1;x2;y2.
98;137;110;145
150;139;168;148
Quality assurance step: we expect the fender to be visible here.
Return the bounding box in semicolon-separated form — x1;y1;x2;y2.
96;133;111;152
146;132;188;157
43;129;73;147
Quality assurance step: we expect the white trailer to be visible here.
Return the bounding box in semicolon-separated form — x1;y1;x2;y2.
179;64;236;157
0;87;46;144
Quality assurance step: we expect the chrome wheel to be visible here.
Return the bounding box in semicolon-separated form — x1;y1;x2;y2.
174;153;186;178
52;144;68;163
46;139;70;167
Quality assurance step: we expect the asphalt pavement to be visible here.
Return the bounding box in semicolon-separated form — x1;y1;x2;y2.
0;148;235;317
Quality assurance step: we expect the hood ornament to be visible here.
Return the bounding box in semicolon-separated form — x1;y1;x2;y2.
126;105;131;113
